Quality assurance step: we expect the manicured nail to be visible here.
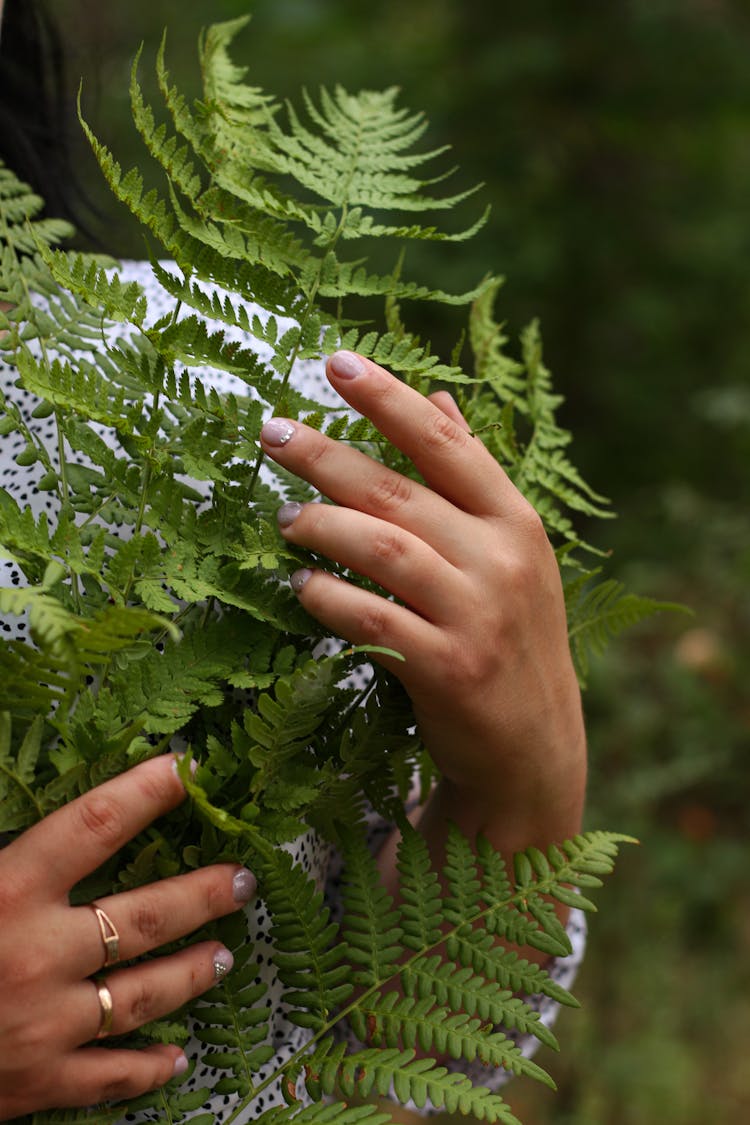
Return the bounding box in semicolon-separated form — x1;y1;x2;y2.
213;947;234;980
171;754;198;783
172;1052;189;1078
232;867;256;904
261;418;296;446
330;350;366;380
291;568;313;593
277;502;303;528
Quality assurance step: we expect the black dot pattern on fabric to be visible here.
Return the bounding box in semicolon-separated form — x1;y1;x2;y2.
1;261;586;1120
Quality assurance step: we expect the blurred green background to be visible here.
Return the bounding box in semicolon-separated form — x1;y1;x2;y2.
58;1;750;1121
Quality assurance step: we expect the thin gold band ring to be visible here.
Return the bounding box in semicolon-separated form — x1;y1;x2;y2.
94;978;114;1039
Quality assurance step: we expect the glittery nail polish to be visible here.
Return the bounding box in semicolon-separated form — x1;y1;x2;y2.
213;947;234;981
232;867;256;904
291;568;313;593
261;418;296;446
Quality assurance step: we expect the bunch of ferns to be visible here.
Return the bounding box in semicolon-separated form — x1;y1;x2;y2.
0;15;665;1124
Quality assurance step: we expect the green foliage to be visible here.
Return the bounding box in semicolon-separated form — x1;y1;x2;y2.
0;16;646;1123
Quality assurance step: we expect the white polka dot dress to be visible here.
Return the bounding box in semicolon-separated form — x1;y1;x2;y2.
0;261;587;1121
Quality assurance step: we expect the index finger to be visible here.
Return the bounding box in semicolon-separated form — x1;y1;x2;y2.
325;351;525;518
8;755;188;900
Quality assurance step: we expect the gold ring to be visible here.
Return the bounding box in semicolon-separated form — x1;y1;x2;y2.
94;978;114;1039
90;904;120;968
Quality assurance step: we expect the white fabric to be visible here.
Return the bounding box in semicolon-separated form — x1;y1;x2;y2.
0;260;586;1121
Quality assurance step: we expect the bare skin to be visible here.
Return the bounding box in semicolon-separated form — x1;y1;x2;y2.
0;351;585;1118
0;756;257;1119
262;352;587;913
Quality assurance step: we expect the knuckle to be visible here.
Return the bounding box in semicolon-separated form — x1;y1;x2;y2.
75;793;126;850
519;502;547;542
203;877;227;918
133;764;174;808
301;434;329;473
420;411;464;454
99;1057;143;1102
12;1017;50;1060
363;472;412;516
129;981;158;1027
6;947;49;990
132;897;166;945
371;530;407;565
358;606;390;646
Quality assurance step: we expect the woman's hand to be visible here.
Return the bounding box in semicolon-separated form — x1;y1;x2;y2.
260;351;586;860
0;754;256;1120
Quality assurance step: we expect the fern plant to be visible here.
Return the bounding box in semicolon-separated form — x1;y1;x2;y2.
0;15;663;1124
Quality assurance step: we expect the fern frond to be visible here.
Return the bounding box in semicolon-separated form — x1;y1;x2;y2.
260;847;353;1031
320;1046;522;1122
567;578;685;685
339;825;402;987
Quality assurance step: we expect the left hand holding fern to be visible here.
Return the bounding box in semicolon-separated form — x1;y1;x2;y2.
260;351;586;860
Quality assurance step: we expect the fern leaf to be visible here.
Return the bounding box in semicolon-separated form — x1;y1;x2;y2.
260;847;353;1031
339;825;402;987
567;578;685;685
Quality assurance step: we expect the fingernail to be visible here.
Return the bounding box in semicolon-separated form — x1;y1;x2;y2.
261;418;296;446
171;754;199;783
277;502;303;528
214;947;234;980
330;350;366;380
172;1052;189;1078
232;867;256;904
291;568;313;593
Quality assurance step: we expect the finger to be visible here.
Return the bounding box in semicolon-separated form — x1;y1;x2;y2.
11;755;190;900
289;568;442;680
72;864;256;978
277;501;467;623
71;940;232;1045
261;418;473;566
325;350;523;517
42;1044;187;1111
427;390;472;433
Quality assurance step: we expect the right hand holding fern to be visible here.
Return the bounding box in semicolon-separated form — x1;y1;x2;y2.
262;351;587;869
0;754;256;1121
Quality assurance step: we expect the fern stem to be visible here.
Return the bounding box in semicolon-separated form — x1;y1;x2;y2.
53;411;82;613
245;106;365;505
228;860;579;1118
158;1086;175;1125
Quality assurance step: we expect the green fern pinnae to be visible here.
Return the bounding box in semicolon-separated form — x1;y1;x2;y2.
198;16;278;128
244;655;344;788
318;1047;522;1123
27;1110;125;1125
0;164;73;258
401;955;559;1051
339;826;402;986
42;248;148;326
130;49;205;202
254;1102;392;1125
349;998;554;1086
16;352;141;435
395;822;444;951
260;847;353;1031
567;578;687;686
0;21;652;1121
275;86;480;215
191;918;275;1093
